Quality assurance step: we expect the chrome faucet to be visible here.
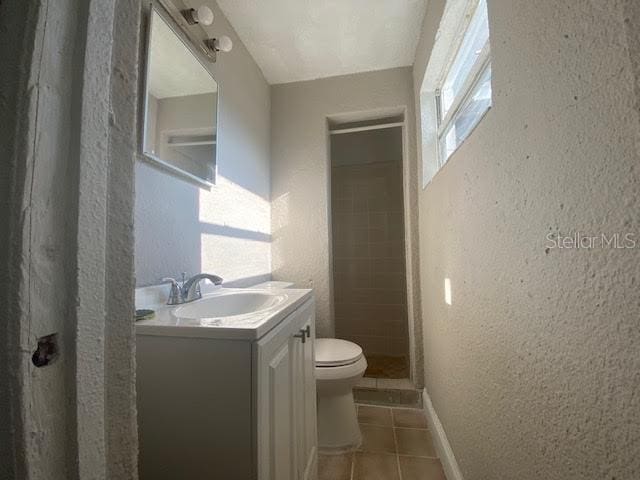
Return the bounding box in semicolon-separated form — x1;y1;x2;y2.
161;277;184;305
161;273;224;305
182;273;223;302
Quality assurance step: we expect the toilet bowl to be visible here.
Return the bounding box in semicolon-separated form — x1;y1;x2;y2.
315;338;367;454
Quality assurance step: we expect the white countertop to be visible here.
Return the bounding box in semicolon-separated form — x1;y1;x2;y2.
135;287;313;341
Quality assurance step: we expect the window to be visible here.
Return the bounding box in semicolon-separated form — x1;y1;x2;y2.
436;0;491;166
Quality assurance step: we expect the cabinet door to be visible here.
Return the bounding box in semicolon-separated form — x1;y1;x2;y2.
256;311;300;480
256;299;317;480
268;338;296;480
294;302;318;480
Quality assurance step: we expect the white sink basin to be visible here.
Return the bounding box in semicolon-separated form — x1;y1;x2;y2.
136;286;312;340
172;291;287;322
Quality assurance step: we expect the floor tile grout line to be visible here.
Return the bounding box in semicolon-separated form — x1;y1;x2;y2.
350;451;355;480
356;404;393;410
337;405;433;480
397;453;440;460
391;408;403;480
392;420;402;480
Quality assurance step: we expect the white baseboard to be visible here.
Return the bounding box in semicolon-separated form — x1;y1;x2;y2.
422;388;464;480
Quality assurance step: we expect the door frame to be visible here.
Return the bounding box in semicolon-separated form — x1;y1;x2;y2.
0;0;140;477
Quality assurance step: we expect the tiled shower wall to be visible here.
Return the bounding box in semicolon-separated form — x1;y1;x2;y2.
331;153;409;359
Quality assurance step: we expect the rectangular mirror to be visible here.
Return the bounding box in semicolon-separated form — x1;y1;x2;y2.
142;6;218;186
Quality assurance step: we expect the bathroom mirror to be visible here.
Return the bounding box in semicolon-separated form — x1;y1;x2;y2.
142;7;218;186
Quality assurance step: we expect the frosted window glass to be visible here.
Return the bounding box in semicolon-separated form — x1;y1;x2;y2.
439;63;492;162
441;0;490;118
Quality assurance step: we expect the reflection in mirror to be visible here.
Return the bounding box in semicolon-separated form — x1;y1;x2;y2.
143;8;218;185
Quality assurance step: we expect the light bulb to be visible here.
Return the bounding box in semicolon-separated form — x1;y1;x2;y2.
196;6;214;26
215;36;233;53
182;6;214;26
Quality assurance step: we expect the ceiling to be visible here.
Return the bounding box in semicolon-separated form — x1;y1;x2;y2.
217;0;428;84
148;11;218;99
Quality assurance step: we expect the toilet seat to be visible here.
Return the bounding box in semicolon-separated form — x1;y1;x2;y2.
315;338;363;367
315;356;367;381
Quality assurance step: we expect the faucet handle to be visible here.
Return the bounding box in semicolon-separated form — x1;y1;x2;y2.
161;277;183;305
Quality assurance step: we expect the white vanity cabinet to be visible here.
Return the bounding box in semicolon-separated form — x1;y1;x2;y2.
136;294;317;480
256;299;317;480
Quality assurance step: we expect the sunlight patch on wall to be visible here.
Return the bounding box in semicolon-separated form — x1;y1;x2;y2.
197;174;271;283
199;175;271;235
200;233;270;283
270;191;291;274
271;191;290;232
444;277;452;306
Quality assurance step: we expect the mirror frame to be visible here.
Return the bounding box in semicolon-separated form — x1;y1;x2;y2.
139;2;220;189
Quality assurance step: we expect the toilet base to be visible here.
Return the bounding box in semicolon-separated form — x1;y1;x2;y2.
317;389;362;454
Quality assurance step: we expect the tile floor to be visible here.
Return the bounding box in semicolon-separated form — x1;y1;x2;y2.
318;405;447;480
356;377;414;390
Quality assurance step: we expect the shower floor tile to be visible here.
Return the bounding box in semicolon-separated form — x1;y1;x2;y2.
365;355;409;379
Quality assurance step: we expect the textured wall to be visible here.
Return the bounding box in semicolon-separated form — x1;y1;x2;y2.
413;1;640;478
332;133;409;358
0;2;41;476
270;67;422;365
135;0;272;287
105;1;141;476
0;0;139;478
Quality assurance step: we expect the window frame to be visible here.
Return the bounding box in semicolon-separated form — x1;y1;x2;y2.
435;0;492;167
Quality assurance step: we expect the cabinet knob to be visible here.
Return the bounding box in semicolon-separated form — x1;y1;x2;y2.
303;325;311;338
293;329;307;343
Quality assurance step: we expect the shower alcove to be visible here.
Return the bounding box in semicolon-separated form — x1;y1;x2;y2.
329;115;411;382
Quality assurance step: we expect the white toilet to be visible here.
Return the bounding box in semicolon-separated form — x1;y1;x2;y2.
315;338;368;453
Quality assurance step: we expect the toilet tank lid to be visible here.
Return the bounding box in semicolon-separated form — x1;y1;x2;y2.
315;338;363;367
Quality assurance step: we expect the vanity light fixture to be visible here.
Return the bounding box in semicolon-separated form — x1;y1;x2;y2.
156;0;229;63
204;36;233;53
204;35;233;61
181;5;214;26
214;35;233;53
